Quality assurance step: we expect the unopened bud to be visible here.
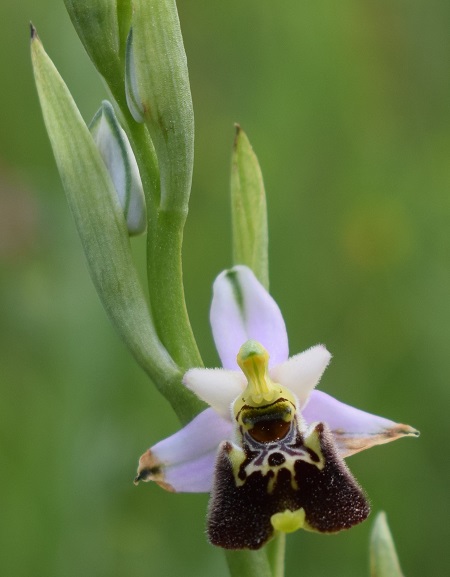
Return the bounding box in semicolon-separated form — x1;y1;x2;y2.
90;100;146;235
124;29;145;123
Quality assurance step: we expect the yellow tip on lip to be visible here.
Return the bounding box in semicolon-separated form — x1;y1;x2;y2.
271;508;306;533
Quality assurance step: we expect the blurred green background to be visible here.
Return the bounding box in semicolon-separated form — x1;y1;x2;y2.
1;1;449;576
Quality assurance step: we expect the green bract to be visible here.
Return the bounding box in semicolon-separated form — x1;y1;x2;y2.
370;512;405;577
231;125;269;290
64;0;130;96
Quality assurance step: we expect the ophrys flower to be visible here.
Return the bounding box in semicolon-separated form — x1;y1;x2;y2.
135;266;418;549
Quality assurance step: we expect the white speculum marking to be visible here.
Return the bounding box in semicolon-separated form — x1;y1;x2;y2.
233;418;325;493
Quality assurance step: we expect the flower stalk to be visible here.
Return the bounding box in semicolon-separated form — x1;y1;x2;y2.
225;549;273;577
266;532;286;577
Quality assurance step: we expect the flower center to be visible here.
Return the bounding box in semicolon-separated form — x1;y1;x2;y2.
237;340;279;405
234;340;297;443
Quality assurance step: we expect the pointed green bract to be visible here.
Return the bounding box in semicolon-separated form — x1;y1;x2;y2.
131;0;194;214
90;100;146;236
64;1;126;94
231;126;269;289
30;29;203;422
370;512;405;577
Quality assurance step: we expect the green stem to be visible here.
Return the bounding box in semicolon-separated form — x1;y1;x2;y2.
161;373;204;425
148;208;203;371
267;533;286;577
124;119;160;212
225;549;273;577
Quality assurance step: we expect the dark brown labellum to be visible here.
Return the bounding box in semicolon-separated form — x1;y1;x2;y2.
207;423;370;549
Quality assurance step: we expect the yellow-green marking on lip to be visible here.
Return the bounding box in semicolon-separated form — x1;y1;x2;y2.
235;340;296;408
271;508;306;533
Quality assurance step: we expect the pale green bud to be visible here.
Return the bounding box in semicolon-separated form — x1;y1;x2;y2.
124;29;145;124
128;0;194;213
90;100;146;235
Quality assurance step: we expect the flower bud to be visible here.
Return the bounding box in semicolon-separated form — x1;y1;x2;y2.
124;29;145;123
127;0;194;213
90;100;146;235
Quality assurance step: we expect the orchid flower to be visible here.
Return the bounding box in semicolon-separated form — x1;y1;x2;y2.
135;265;418;549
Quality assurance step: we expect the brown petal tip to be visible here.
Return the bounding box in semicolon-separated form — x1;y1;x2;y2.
133;450;175;492
389;423;420;438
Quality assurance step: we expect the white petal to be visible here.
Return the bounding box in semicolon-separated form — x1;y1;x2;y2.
270;345;332;407
183;368;245;419
210;266;289;370
303;390;419;458
135;408;233;492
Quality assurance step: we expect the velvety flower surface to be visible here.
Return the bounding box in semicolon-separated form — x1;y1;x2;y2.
135;266;418;548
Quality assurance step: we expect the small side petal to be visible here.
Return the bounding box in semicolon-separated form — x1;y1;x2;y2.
270;345;332;407
135;408;233;493
303;390;419;458
183;368;245;420
210;266;289;370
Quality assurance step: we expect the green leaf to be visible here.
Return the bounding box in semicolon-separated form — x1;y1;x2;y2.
130;0;194;214
231;125;269;290
370;512;405;577
31;27;203;423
